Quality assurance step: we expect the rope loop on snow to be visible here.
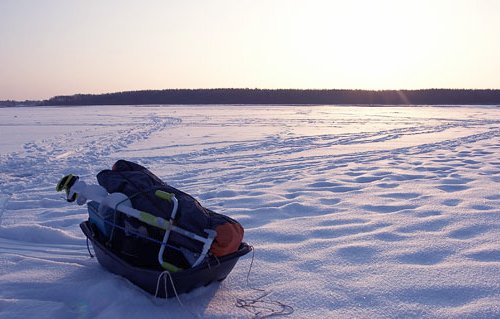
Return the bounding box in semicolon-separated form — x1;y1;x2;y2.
235;291;294;319
235;245;294;318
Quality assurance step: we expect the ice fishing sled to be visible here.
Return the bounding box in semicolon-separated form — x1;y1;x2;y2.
80;219;251;298
57;160;251;298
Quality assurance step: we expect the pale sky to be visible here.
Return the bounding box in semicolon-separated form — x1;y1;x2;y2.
1;0;500;100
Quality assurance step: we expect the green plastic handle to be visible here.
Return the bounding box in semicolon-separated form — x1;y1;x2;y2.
161;261;182;273
155;190;174;202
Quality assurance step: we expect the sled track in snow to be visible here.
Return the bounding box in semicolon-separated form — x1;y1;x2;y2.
0;114;180;195
0;114;180;236
0;237;91;265
143;120;500;190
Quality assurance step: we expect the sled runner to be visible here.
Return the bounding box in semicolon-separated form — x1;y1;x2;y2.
57;160;250;298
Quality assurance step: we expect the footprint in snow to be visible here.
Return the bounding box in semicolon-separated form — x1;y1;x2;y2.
448;225;489;240
397;286;484;307
335;245;378;264
379;192;422;200
396;249;452;265
373;231;408;242
310;222;390;239
465;249;500;262
436;184;470;192
470;204;495;211
376;182;400;189
353;175;384;183
361;204;418;214
397;219;450;233
317;218;368;227
441;198;462;206
415;210;442;218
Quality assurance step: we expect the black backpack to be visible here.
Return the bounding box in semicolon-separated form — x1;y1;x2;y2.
95;160;243;269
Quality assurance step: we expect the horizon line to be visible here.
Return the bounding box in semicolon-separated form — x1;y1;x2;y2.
3;87;500;102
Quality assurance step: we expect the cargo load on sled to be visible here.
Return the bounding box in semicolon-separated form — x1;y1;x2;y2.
57;160;251;298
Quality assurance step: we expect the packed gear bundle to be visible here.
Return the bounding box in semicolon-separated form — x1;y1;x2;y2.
57;160;250;298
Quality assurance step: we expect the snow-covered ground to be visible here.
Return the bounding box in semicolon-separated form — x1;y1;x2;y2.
0;105;499;318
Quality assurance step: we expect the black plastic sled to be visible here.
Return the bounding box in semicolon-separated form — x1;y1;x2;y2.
80;221;252;298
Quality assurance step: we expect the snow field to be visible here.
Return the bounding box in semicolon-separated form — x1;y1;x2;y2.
0;105;499;318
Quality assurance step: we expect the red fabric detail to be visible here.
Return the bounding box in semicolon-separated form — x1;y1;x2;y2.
211;223;244;257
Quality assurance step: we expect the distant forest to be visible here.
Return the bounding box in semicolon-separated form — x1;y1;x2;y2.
0;100;38;107
3;89;500;107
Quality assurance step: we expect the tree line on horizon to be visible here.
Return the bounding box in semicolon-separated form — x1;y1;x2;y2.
3;89;500;106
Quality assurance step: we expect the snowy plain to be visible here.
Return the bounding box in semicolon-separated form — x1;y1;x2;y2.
0;104;499;318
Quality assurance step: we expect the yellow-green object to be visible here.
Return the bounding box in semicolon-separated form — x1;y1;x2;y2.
155;190;174;202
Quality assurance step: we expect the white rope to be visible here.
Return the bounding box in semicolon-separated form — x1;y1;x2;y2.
234;246;294;318
154;270;201;318
86;237;94;258
154;271;180;302
152;246;294;318
207;254;221;271
236;291;294;319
